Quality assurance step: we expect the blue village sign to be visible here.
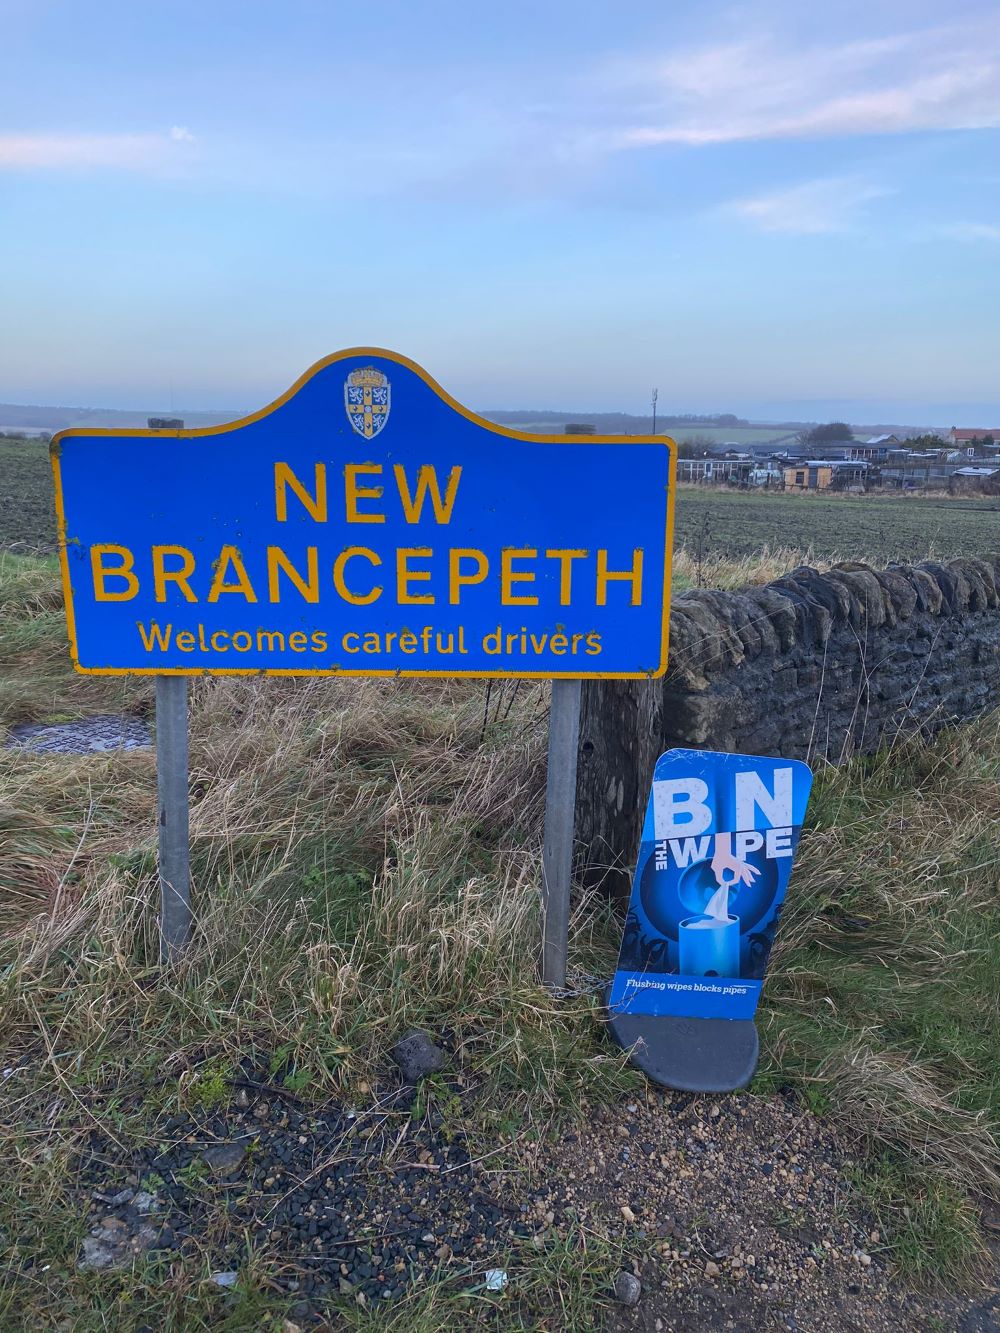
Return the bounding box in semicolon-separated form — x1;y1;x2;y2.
609;749;813;1022
51;348;676;679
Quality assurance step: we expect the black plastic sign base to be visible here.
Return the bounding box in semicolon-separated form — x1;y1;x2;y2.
605;993;759;1093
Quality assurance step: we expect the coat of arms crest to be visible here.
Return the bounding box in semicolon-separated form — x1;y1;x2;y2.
344;366;391;439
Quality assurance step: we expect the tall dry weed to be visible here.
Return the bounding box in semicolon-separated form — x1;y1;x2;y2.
672;544;827;590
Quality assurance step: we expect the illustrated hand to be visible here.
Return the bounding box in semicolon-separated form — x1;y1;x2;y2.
710;833;760;890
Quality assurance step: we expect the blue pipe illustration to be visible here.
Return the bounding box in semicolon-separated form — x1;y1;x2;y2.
678;912;740;977
678;878;740;977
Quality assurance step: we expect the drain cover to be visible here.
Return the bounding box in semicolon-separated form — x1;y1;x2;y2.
6;715;151;755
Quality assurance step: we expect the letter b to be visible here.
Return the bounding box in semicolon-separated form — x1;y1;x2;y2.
653;777;712;838
91;545;139;602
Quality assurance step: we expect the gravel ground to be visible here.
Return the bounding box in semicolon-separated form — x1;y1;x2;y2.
56;1065;998;1330
71;1071;520;1317
530;1090;999;1331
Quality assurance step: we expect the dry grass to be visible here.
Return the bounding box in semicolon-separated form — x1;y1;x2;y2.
672;543;827;590
0;554;153;730
1;616;624;1122
0;551;63;616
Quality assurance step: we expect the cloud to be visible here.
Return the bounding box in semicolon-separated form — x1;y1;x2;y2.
936;221;1000;242
0;128;195;171
616;21;1000;148
728;176;892;235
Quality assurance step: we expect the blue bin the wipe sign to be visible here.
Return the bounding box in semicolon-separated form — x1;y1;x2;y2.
608;749;813;1022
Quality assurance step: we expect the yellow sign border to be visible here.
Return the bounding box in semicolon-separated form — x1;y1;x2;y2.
51;346;677;681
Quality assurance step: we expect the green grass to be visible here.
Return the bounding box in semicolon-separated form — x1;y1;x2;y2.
0;1203;629;1333
850;1158;984;1289
755;727;1000;1282
0;551;152;735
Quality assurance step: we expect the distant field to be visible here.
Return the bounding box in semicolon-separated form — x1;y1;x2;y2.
675;486;1000;564
670;425;798;446
492;421;797;446
3;435;999;566
0;437;54;551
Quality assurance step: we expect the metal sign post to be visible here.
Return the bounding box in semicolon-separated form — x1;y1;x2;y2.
155;675;191;963
540;678;582;989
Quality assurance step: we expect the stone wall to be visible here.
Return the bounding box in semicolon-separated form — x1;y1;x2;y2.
575;555;1000;897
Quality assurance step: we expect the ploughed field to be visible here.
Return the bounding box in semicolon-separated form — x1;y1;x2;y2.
0;437;57;551
2;434;1000;562
673;485;1000;563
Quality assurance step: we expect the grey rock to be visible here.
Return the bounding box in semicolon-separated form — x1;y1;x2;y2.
664;607;713;688
131;1190;157;1214
202;1142;247;1174
958;1292;1000;1332
875;568;919;619
79;1237;116;1270
745;586;798;651
391;1030;446;1082
210;1271;239;1288
958;557;998;610
91;1187;134;1207
907;565;945;614
614;1271;642;1306
78;1220;159;1271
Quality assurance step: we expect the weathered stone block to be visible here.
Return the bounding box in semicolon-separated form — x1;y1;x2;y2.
876;568;918;619
744;587;798;652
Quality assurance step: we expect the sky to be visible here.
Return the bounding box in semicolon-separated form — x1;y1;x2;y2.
2;0;999;425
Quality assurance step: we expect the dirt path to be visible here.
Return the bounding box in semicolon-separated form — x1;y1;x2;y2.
47;1066;997;1330
534;1089;999;1331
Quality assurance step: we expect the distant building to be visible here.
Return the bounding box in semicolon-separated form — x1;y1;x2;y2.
949;428;1000;454
856;435;900;461
783;460;869;492
881;454;968;488
777;437;901;463
780;440;854;462
677;457;753;485
949;466;1000;495
749;458;784;488
677;459;716;483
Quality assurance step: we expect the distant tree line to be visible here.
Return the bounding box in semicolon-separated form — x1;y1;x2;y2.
488;409;753;431
797;422;854;445
674;434;714;458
